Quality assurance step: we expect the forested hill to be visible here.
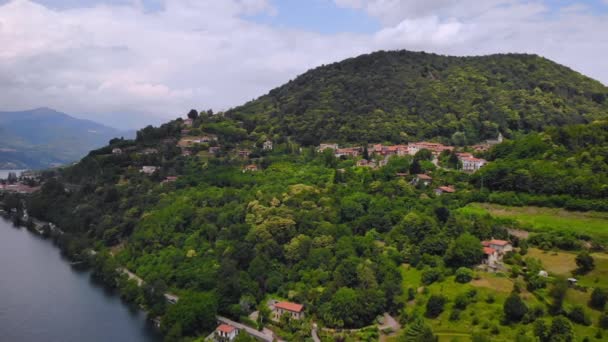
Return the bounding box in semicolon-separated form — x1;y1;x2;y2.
227;50;608;145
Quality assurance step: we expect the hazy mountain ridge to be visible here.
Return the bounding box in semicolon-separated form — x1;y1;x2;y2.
0;108;133;169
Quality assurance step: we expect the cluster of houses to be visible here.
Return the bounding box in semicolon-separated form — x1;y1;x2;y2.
0;183;40;194
319;141;488;173
481;239;513;269
211;300;304;342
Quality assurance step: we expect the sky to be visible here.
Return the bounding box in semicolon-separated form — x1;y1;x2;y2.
0;0;607;129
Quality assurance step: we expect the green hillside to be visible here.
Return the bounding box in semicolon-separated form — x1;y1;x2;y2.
228;50;608;145
3;51;608;342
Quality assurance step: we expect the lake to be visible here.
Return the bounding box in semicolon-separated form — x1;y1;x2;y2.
0;169;25;179
0;218;162;342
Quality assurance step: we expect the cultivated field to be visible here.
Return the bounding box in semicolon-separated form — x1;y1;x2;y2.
460;203;608;242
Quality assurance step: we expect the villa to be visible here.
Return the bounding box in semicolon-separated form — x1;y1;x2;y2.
271;301;304;321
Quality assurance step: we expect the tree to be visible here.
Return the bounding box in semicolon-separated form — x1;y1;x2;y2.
444;233;484;267
455;267;473;283
162;291;218;336
598;312;608;329
321;287;361;328
567;305;591;326
187;109;198;120
589;288;607;310
425;295;447;318
575;251;595;274
399;317;436;342
549;316;574;342
504;293;528;322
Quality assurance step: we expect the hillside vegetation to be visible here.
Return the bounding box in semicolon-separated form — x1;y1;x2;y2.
228;50;608;145
2;50;608;342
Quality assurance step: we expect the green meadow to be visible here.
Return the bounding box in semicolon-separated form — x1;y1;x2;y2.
460;203;608;242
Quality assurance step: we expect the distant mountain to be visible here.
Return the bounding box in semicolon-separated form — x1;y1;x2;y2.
0;108;133;169
228;50;608;145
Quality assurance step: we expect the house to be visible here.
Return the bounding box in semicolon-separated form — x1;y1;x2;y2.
369;144;408;157
181;149;192;157
335;147;360;158
112;148;122;155
183;118;193;127
242;164;258;172
482;246;499;268
459;156;487;172
238;150;251;158
482;239;513;254
411;174;432;186
407;142;454;155
161;176;178;185
435;186;455;195
318;143;339;151
209;146;221;154
181;129;191;135
141;148;158;155
214;324;239;342
356;159;377;168
200;135;218;143
263;140;273;150
272;301;304;321
140;166;158;175
164;293;179;304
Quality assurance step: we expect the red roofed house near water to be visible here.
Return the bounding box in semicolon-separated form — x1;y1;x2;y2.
272;301;304;321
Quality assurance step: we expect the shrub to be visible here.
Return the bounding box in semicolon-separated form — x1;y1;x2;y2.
425;295;447;318
449;309;461;321
567;305;591;326
504;293;528;323
598;312;608;329
575;251;595;274
589;288;607;310
455;267;474;283
421;268;444;285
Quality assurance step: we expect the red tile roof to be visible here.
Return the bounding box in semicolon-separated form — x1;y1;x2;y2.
483;247;496;255
416;174;432;180
488;239;510;246
275;301;303;313
437;186;455;193
216;324;236;334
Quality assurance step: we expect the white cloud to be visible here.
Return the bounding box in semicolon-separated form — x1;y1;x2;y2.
0;0;606;129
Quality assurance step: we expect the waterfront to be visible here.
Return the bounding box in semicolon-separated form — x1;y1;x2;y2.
0;218;162;342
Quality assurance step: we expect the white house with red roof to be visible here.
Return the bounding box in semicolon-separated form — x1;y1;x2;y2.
435;185;455;196
481;239;512;268
214;323;239;341
271;300;304;321
459;155;487;172
411;174;432;186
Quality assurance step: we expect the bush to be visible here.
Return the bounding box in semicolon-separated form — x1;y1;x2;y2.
449;309;461;321
589;288;607;310
575;251;595;274
421;268;444;285
455;267;474;283
504;293;528;323
567;305;591;326
425;295;447;318
598;312;608;329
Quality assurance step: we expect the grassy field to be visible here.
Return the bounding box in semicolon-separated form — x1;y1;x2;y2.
394;259;608;341
460;203;608;241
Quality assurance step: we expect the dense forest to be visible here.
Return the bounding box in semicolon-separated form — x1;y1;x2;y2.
2;50;608;341
228;50;608;145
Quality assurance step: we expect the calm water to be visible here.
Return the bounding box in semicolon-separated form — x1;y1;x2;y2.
0;170;25;179
0;218;162;342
